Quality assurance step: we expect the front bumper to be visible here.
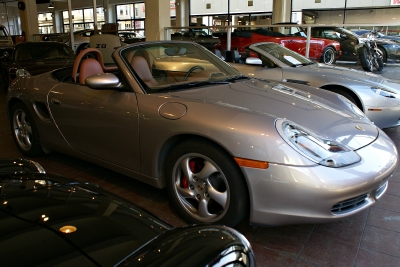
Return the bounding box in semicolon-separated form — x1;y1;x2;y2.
241;129;397;226
365;105;400;129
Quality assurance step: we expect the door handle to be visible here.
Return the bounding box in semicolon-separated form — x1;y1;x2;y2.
50;97;61;106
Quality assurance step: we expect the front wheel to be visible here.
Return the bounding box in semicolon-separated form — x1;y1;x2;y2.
10;102;44;156
320;47;336;65
358;46;373;72
165;140;248;226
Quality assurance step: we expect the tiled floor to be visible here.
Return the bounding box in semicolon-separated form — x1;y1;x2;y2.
1;63;400;266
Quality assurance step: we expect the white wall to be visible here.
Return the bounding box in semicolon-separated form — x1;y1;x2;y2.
190;0;273;15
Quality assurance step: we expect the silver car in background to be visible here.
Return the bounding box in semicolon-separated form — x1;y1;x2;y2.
7;41;397;226
232;42;400;129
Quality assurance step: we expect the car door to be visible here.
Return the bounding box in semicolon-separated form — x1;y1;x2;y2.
48;84;141;171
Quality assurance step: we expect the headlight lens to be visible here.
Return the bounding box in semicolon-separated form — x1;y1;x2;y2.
371;86;398;98
277;120;361;168
15;68;30;77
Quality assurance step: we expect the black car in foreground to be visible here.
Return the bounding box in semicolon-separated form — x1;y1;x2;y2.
0;158;254;267
0;41;76;92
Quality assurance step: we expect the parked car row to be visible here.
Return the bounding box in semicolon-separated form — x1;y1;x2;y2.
6;41;398;229
310;26;400;63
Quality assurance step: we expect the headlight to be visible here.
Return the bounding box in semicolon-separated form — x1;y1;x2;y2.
15;68;31;77
276;119;361;168
371;86;398;98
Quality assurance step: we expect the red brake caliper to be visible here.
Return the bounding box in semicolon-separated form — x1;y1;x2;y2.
181;158;204;188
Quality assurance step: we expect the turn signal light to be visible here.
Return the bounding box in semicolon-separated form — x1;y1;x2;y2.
234;157;269;169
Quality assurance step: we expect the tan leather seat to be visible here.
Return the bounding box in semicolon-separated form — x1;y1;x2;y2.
79;58;104;84
131;56;158;87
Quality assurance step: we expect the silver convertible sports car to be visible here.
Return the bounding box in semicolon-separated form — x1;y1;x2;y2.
232;42;400;129
7;41;398;227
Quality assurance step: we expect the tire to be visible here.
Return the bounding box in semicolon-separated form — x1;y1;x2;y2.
329;88;362;110
358;47;373;72
373;54;384;71
10;102;44;156
377;46;387;63
76;43;89;55
320;47;336;64
165;139;248;226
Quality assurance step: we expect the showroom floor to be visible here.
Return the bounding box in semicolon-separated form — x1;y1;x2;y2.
1;63;400;267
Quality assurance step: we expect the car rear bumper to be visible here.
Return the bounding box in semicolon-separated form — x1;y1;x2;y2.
240;129;397;226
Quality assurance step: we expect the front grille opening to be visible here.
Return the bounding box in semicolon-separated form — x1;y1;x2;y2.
331;193;369;214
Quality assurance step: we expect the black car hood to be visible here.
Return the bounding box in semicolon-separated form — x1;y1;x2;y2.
0;174;171;266
12;59;75;76
0;174;254;266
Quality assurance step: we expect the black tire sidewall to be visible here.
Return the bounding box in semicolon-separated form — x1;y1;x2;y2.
374;56;384;71
358;46;373;72
321;47;336;64
165;139;249;226
10;102;43;157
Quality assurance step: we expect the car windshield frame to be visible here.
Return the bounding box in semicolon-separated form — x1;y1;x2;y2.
119;42;243;93
250;42;314;67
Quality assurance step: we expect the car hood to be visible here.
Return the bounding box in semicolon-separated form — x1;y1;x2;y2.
0;174;254;266
13;59;75;76
0;175;171;266
359;37;397;45
304;63;400;90
170;79;377;150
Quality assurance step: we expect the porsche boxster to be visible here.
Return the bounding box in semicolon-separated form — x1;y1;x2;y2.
232;42;400;129
7;41;398;226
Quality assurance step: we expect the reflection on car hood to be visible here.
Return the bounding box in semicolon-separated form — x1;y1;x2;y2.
171;79;377;150
14;59;75;76
306;63;400;91
0;174;171;266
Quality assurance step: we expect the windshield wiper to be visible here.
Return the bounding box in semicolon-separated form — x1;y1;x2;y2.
157;76;247;91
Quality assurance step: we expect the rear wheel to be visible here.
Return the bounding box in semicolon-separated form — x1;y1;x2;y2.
377;47;387;63
372;54;384;71
165;139;248;227
320;47;336;64
10;102;44;156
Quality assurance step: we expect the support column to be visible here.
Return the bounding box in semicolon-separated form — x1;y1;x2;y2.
272;0;292;33
145;0;170;41
175;0;189;28
18;0;39;41
103;0;115;24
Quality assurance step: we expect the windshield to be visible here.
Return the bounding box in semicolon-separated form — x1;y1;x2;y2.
251;42;313;67
338;28;360;39
15;43;76;61
120;43;242;93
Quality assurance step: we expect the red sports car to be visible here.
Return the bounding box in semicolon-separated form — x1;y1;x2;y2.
214;27;341;64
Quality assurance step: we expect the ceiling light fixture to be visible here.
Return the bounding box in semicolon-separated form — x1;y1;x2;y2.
48;2;54;8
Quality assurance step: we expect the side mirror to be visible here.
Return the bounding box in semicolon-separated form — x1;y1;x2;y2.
85;73;121;89
245;57;262;65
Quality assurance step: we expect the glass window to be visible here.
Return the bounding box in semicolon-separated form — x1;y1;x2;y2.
62;8;105;33
38;12;54;34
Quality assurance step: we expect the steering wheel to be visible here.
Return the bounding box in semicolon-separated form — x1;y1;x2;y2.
184;65;205;81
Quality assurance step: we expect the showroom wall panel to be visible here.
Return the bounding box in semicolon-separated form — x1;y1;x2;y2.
190;0;273;15
293;0;346;10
